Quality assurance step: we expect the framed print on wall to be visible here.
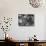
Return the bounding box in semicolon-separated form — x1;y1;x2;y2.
18;14;34;26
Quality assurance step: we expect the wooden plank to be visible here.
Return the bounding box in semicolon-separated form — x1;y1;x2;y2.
24;43;28;46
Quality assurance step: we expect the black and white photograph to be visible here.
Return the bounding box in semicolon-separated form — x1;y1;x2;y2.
18;14;34;26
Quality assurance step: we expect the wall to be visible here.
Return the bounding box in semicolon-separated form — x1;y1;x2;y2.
0;0;46;40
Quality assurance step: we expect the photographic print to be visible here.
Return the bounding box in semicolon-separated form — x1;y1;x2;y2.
18;14;34;26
